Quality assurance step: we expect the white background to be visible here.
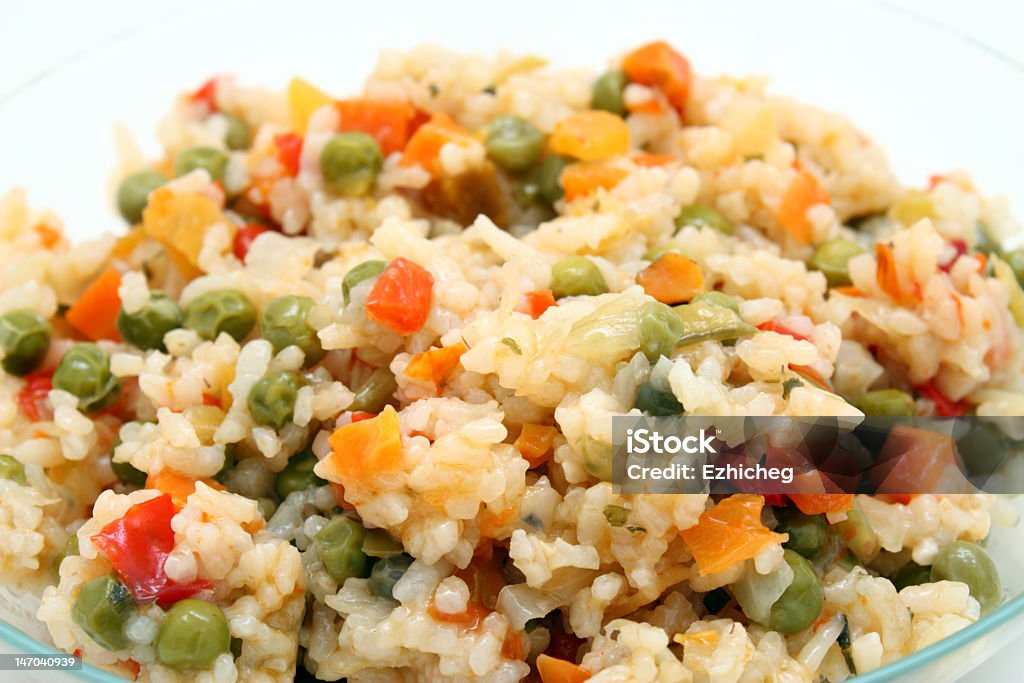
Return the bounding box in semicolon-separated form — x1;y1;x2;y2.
0;1;1022;681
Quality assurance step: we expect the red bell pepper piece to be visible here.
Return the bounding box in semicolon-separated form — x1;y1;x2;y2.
232;223;271;262
17;372;53;422
915;380;968;417
189;77;220;112
274;132;304;177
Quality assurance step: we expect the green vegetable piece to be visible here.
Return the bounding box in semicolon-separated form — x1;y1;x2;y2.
838;615;856;674
117;291;183;352
1004;248;1024;286
174;146;229;182
852;388;915;417
349;368;398;414
550;256;607;299
643;244;686;262
342;260;388;305
484;116;544;172
0;454;26;485
111;458;148;487
256;497;277;521
957;420;1011;476
320;132;384;196
675;204;733;235
637;301;683;361
674;301;756;347
635;380;683;416
362;529;404;558
775;508;828;558
766;550;824;634
537;154;569;204
974;222;1000;257
812;239;865;287
72;574;135;651
602;504;630;527
580;437;613;481
260;295;325;366
54;534;80;575
314;516;370;585
833;499;880;563
931;541;1002;612
154;599;231;670
693;291;740;314
116;169;167;224
893;562;932;591
222;113;250;151
702;587;731;615
183;289;256;341
591;70;627;117
0;310;51;375
275;448;326;499
248;371;300;431
52;343;121;412
368;553;414;601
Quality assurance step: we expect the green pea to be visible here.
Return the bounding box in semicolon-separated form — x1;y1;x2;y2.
775;508;828;558
931;541;1001;612
893;562;932;591
484;116;544;172
579;437;613;482
275;448;326;499
222;113;250;151
53;343;120;412
174;146;229;182
256;497;277;521
342;260;388;305
0;454;26;485
812;240;865;287
154;599;231;670
765;550;823;633
1003;248;1024;287
852;389;915;417
957;421;1011;476
183;289;256;341
320;132;383;196
635;381;683;416
349;368;397;414
72;574;135;651
643;244;686;262
369;553;414;601
833;499;880;563
693;291;740;314
591;70;627;117
260;295;325;366
117;292;183;352
0;310;51;375
248;371;300;431
637;301;683;361
537;154;569;204
116;169;167;224
550;256;607;299
675;205;733;235
314;516;370;585
674;301;756;347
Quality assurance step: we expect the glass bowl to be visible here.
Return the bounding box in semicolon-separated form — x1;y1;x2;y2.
1;1;1022;681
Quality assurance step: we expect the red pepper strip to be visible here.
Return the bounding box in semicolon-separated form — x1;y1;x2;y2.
938;239;968;272
274;132;304;177
915;379;968;417
92;494;208;606
17;372;53;422
189;77;219;111
232;223;271;262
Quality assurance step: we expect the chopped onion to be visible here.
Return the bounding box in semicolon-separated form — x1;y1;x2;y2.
731;558;793;624
496;584;562;630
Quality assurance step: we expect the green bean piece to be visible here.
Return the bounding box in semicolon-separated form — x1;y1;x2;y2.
72;574;135;651
931;541;1002;612
260;295;325;366
248;371;300;431
52;343;120;412
775;507;828;559
812;239;865;287
484;116;544;172
537;154;569;204
320;132;384;196
634;380;683;416
54;534;80;575
765;550;824;634
342;260;388;305
275;448;326;499
117;291;183;352
362;529;405;558
692;291;741;314
674;301;756;347
637;301;683;361
183;289;256;342
0;310;51;375
222;113;250;150
893;562;932;591
579;437;613;482
591;70;627;117
0;454;26;485
116;169;167;224
851;388;915;417
174;146;229;182
349;368;398;414
368;553;414;601
675;204;733;235
314;516;370;585
154;599;231;670
550;257;607;299
832;499;880;563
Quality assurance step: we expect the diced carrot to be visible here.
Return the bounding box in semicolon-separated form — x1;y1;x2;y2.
501;630;525;661
975;252;988;273
399;113;476;177
560;163;628;201
479;505;517;538
788;493;854;515
632;152;675;167
777;168;829;244
365;258;435;335
523;289;557;318
287;77;333;135
514;424;559;468
626;97;668;115
428;596;490;628
679;494;786;576
636;252;706;304
928;173;947;190
329;482;357;511
874;242;910;303
549;111;630;162
831;286;864;297
66;267;123;342
335;99;415;156
145;470;224;509
622;41;692;114
536;654;591;683
321;405;404;488
405;342;468;390
110;227;146;261
350;411;376;422
34;223;63;249
274;132;304;176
